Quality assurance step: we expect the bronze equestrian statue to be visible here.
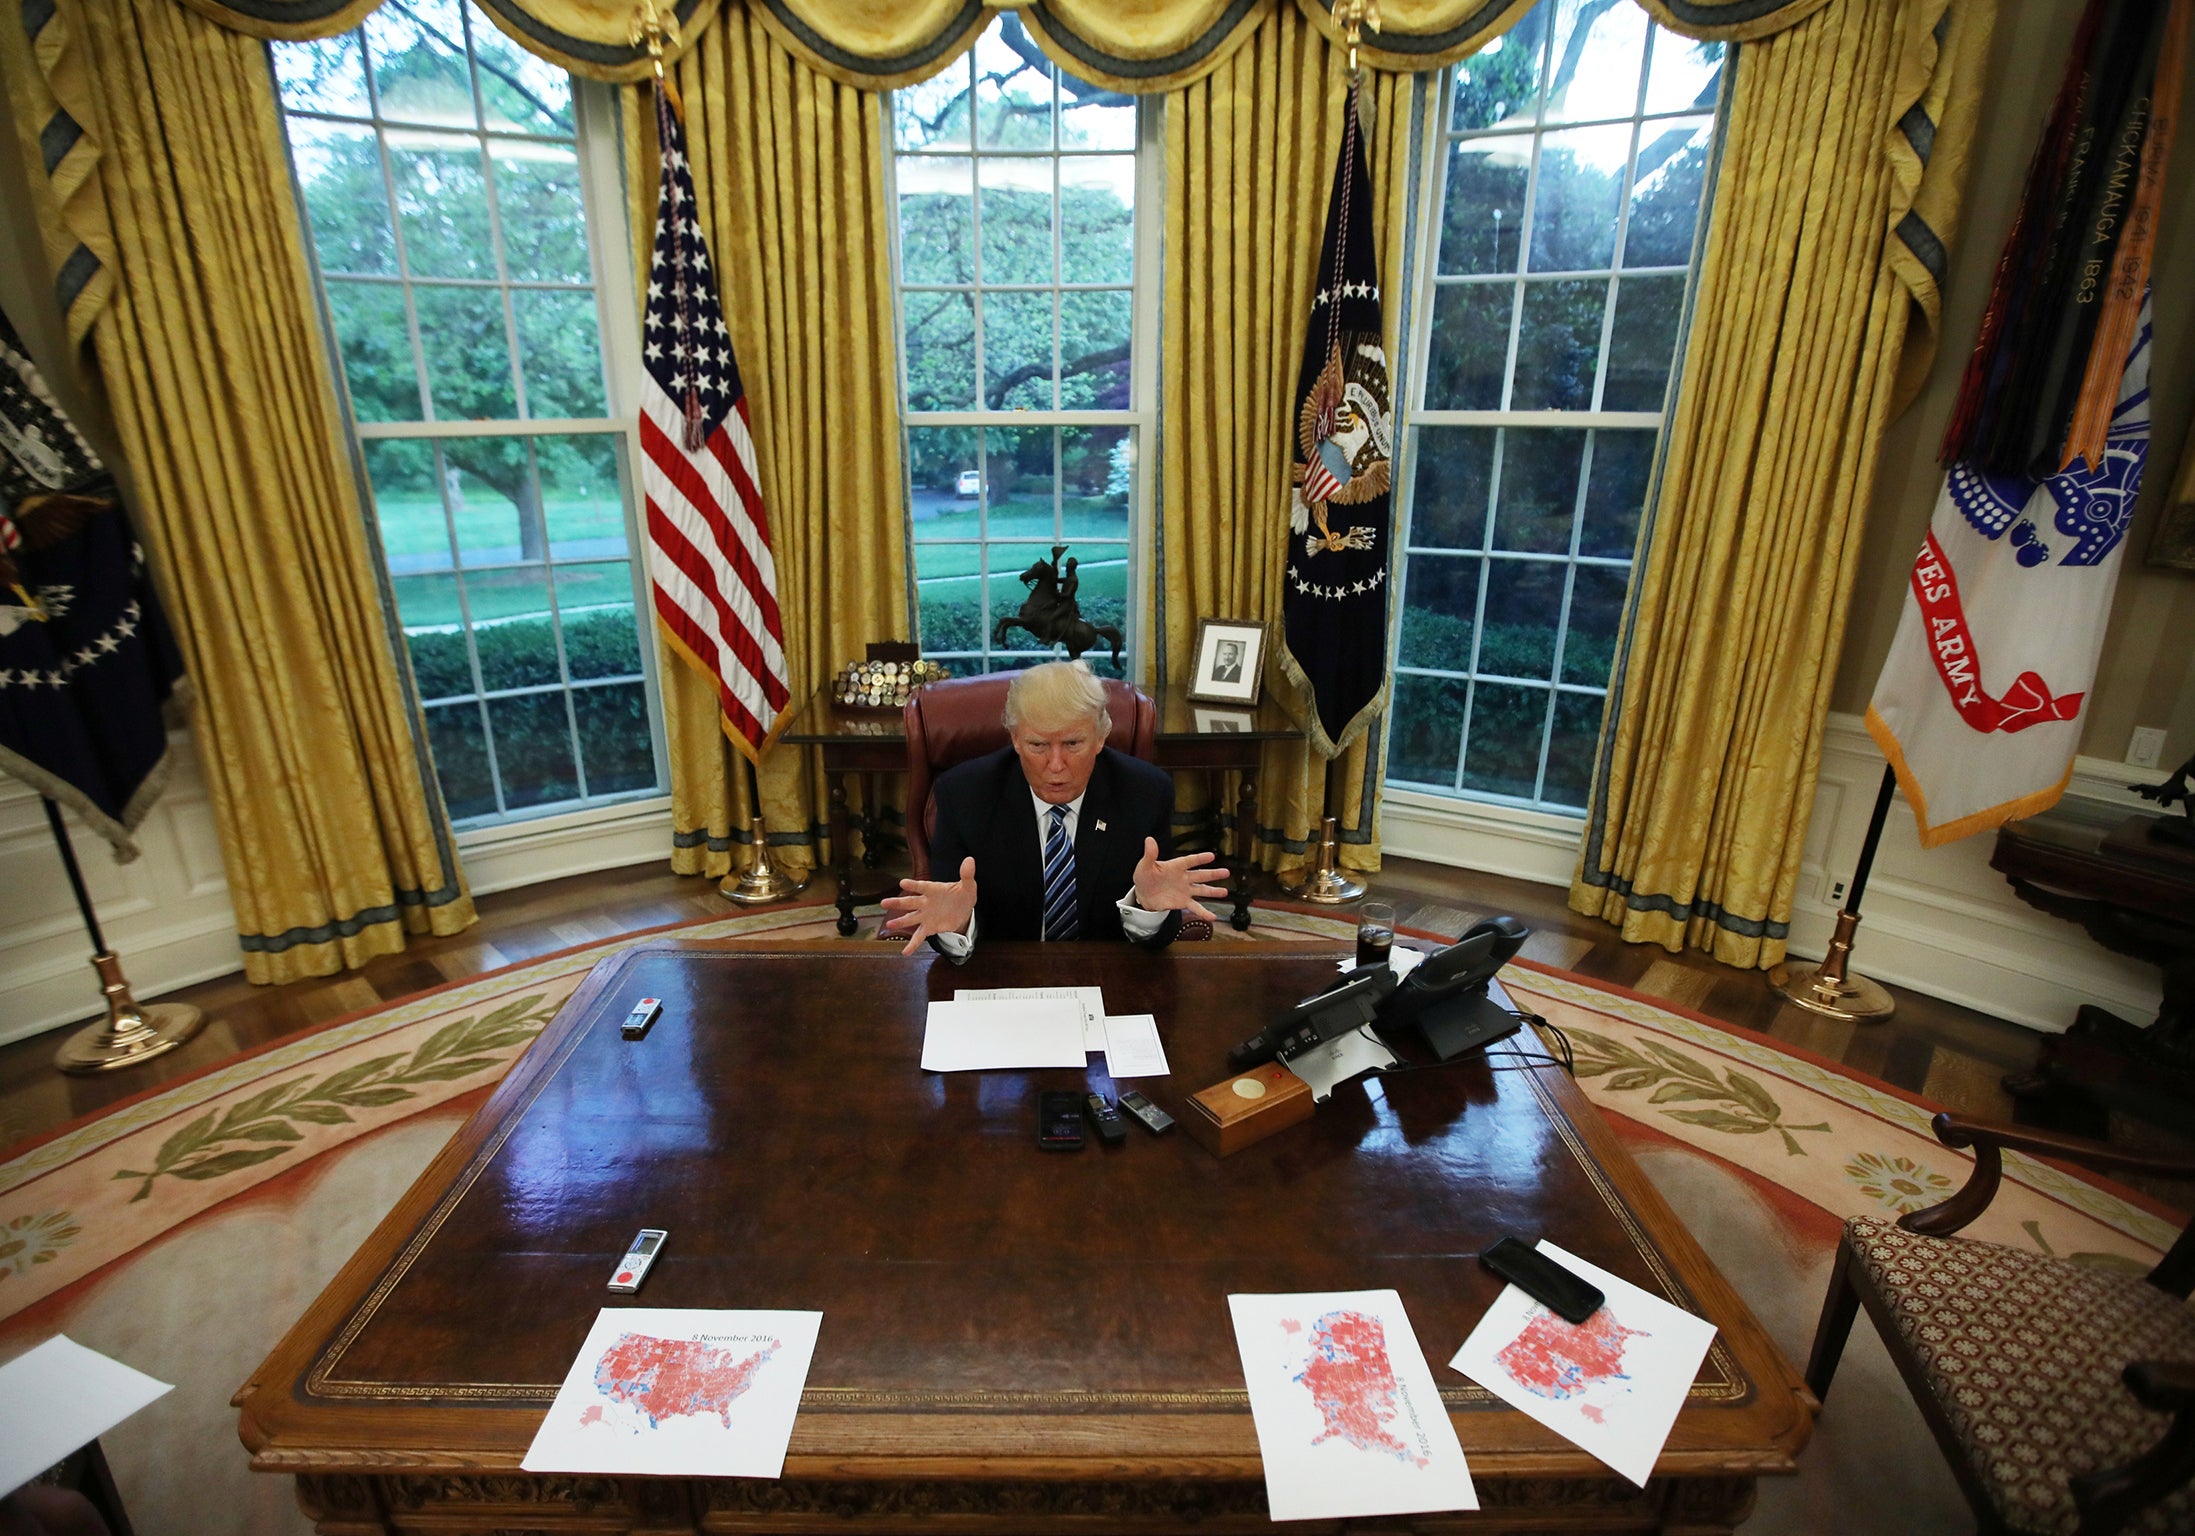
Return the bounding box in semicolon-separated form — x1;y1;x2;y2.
993;544;1123;668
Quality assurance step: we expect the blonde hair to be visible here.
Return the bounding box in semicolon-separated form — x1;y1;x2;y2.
1003;661;1111;738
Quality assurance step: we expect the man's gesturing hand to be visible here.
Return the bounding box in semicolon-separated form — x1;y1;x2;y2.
1131;838;1232;922
880;856;979;956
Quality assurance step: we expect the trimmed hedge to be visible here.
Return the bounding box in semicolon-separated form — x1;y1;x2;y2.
407;608;642;701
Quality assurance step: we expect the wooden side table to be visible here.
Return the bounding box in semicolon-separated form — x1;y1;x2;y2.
780;683;1306;935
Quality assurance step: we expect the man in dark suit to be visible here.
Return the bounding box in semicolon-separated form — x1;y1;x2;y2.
882;662;1230;957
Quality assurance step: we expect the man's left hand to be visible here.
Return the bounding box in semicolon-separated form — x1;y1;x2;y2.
1132;837;1232;922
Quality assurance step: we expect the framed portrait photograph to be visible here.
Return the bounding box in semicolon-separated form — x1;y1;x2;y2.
1193;706;1256;733
1187;617;1267;705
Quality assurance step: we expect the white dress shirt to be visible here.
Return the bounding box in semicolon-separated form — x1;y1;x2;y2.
931;787;1166;955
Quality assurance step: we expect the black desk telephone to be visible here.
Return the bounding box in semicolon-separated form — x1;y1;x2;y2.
1227;915;1533;1070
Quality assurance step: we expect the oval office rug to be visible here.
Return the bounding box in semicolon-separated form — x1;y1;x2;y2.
0;899;2181;1535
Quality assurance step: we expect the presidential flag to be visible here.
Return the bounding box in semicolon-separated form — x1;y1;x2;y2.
1280;82;1392;760
639;85;791;759
0;308;186;859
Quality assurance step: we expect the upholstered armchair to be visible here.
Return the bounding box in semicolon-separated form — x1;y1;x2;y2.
1806;1112;2195;1535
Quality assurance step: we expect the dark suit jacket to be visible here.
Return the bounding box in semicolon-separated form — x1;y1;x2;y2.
929;746;1181;948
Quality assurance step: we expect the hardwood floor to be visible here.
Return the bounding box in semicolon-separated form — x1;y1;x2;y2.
0;852;2071;1156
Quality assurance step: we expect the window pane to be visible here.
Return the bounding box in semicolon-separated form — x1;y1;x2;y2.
1644;32;1724;116
1059;289;1130;409
274;35;371;117
363;439;449;568
291;120;396;275
974;24;1053;149
325;279;419;421
1423;283;1511;410
1060;72;1134;150
1389;675;1469;786
464;571;560;680
363;0;475;128
988;543;1055;645
394;568;467;630
1398;554;1480;671
493;143;588;281
1068;543;1129;653
897;61;972;151
898;156;975;284
390;135;494;278
979;157;1054;286
1060;426;1129;542
488;692;579;808
402;596;472;699
985;426;1055;538
985;290;1055;409
1060;156;1134;283
556;562;640;680
1579;429;1655;556
1602;274;1683;411
416;284;516;418
1546;0;1646;123
441;438;535;563
1461;683;1549;798
574;682;656;794
1528;124;1629;271
915;542;984;653
1492;429;1584;553
1410;426;1494;551
907;425;980;536
1625;118;1712;268
1542;690;1606;808
425;702;498;819
1512;278;1604;411
1561;564;1628;687
470;20;572;134
904;289;975;409
1451;17;1544;131
538;434;621;557
1437;138;1528;276
515;289;607;417
1481;560;1564;679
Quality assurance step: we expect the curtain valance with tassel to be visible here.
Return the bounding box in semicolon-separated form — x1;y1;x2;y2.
163;0;1836;88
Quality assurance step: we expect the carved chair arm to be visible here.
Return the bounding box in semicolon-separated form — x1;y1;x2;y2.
2069;1358;2195;1536
1901;1113;2195;1239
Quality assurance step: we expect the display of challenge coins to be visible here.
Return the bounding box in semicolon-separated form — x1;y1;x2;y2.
833;657;948;712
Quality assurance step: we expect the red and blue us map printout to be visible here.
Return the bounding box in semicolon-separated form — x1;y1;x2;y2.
524;1308;822;1477
1230;1289;1477;1521
1450;1241;1716;1486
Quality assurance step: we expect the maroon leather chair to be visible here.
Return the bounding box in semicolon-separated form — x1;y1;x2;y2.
902;674;1155;881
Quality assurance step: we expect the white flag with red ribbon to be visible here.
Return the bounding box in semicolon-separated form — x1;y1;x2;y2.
1866;305;2153;847
638;88;791;759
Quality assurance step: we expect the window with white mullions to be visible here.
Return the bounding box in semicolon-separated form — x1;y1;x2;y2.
892;14;1147;678
1390;0;1723;811
272;0;666;826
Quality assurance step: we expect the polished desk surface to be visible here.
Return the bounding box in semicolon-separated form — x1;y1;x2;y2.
239;942;1807;1516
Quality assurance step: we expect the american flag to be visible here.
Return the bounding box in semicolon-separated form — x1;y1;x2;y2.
639;87;790;756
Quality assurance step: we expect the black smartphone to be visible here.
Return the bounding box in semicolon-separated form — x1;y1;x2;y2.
1038;1091;1086;1151
1480;1236;1603;1324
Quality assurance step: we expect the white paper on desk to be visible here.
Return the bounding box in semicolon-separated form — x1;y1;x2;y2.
1448;1241;1716;1486
955;985;1107;1052
1335;946;1427;981
1228;1289;1477;1521
1100;1013;1169;1078
923;997;1086;1071
0;1336;172;1494
523;1308;820;1476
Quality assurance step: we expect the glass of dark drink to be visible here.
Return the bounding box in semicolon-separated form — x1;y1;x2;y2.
1356;902;1395;968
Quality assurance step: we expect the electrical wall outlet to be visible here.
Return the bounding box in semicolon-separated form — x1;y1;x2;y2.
1828;878;1848;905
2129;726;2168;770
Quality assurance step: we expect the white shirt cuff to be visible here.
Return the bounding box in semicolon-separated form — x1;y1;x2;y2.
1117;887;1167;938
933;910;976;957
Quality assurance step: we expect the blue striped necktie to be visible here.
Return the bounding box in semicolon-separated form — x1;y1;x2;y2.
1041;804;1080;941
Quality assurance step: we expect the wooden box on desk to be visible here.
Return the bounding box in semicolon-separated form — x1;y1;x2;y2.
1181;1061;1313;1156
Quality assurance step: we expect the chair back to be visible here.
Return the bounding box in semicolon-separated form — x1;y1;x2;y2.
903;674;1155;880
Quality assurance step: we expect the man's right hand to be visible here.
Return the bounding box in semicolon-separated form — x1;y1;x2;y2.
880;856;979;956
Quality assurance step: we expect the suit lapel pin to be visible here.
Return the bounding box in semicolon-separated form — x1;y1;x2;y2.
1095;819;1107;832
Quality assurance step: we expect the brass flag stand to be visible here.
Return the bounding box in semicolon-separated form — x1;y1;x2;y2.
1773;766;1897;1022
722;761;806;906
1284;815;1367;904
43;797;205;1074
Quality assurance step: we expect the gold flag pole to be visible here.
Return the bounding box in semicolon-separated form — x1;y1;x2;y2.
43;799;204;1074
1772;766;1897;1022
722;759;806;905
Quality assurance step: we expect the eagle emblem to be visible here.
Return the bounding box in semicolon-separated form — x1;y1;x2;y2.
1290;335;1391;556
0;491;109;633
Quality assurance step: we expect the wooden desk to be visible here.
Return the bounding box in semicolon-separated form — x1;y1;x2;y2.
782;685;1304;935
239;943;1808;1533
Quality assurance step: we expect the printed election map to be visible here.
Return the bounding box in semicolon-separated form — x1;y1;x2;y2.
524;1308;821;1477
1230;1290;1477;1521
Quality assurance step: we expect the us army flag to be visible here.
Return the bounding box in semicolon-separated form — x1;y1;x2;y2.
1866;308;2153;847
1280;81;1392;760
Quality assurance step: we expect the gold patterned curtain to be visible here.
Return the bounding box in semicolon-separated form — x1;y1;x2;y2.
1569;0;1996;968
1161;3;1434;883
621;5;910;882
0;0;476;982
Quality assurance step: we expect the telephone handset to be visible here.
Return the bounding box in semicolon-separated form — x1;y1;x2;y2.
1378;915;1530;1061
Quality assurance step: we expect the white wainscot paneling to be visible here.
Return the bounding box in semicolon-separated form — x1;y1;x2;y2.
1;730;243;1046
1379;712;2167;1033
454;795;673;897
